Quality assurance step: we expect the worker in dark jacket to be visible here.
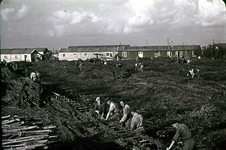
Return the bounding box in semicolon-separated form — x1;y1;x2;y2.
167;121;196;150
94;97;107;119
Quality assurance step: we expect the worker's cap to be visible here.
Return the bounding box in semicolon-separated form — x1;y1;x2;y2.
96;97;100;101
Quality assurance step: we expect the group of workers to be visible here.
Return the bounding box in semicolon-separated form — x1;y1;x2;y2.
30;71;41;84
94;97;143;131
171;56;189;64
135;56;144;72
94;97;196;150
135;63;144;72
187;68;201;78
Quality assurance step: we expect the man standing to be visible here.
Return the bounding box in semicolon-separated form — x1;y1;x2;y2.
119;101;131;128
166;121;196;150
130;111;143;130
105;99;120;121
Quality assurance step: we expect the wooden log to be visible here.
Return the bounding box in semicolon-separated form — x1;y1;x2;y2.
13;143;47;150
139;139;149;143
2;119;19;125
19;129;51;134
3;126;40;133
2;135;49;145
2;134;49;142
37;139;48;144
2;143;27;148
2;138;35;145
43;125;56;129
32;121;43;125
1;115;11;120
48;135;58;139
3;124;26;130
2;133;11;137
76;106;89;109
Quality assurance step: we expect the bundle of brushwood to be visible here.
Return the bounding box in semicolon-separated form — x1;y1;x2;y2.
2;115;58;150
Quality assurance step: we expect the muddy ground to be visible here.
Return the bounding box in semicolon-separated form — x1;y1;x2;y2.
1;57;226;150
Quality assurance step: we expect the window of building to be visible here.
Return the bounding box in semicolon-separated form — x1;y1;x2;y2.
167;51;172;57
106;53;110;56
63;54;65;57
122;52;127;58
154;52;160;58
192;51;195;57
138;51;143;58
175;51;178;57
15;55;18;59
179;51;183;57
84;53;87;56
74;53;77;57
4;56;8;59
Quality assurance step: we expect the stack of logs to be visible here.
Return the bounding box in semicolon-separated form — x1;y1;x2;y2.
2;115;58;150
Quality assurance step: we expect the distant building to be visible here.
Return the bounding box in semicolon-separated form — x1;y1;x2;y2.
34;47;51;60
58;45;128;61
1;48;39;62
118;45;201;59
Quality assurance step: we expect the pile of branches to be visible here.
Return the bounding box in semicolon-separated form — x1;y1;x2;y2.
2;115;58;150
1;67;51;108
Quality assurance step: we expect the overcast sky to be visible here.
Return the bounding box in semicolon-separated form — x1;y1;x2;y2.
1;0;226;50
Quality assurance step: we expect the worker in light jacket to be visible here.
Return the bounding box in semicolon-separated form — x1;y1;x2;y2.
105;99;120;121
119;101;131;128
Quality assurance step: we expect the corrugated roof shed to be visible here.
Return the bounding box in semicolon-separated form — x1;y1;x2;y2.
1;48;36;54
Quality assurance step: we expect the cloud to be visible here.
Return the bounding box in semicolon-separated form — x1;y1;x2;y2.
123;0;155;33
54;24;70;36
1;8;15;21
48;30;55;37
195;0;226;26
53;8;101;25
50;8;102;36
17;4;30;19
1;4;30;21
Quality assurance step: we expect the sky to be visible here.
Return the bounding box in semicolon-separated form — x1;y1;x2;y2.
1;0;226;50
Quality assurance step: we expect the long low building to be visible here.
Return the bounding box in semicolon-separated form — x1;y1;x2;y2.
1;48;39;62
58;45;201;61
118;45;201;59
1;48;51;62
58;45;127;61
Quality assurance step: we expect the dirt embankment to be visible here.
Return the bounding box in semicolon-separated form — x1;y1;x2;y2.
1;58;226;150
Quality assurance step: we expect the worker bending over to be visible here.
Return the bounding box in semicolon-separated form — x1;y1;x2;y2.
105;99;120;121
119;101;131;128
